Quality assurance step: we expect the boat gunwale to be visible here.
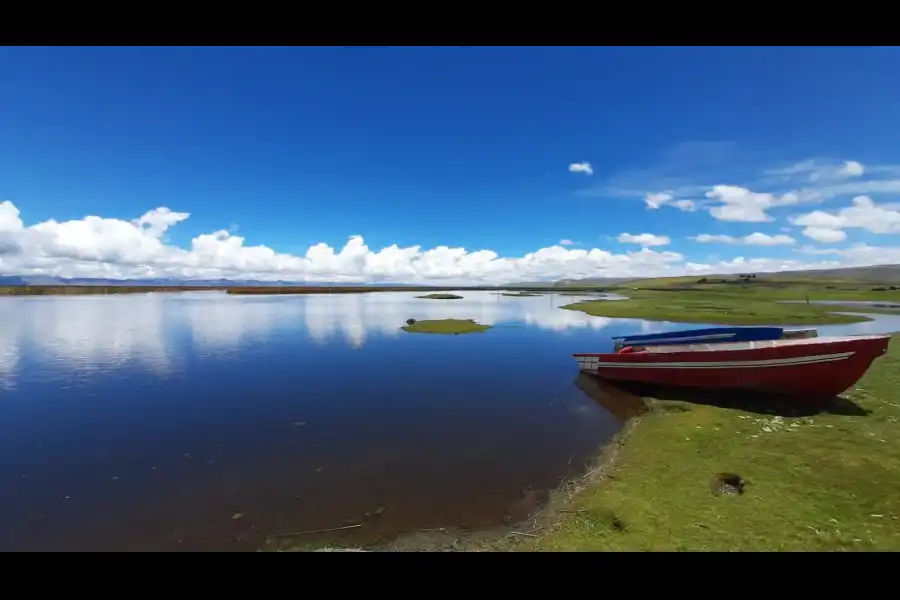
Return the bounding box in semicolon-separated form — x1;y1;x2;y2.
575;334;890;357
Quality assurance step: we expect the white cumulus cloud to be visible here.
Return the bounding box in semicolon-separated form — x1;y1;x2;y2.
3;200;900;285
800;227;848;243
558;239;576;246
0;200;693;284
705;185;801;223
616;233;671;247
568;162;593;176
790;195;900;242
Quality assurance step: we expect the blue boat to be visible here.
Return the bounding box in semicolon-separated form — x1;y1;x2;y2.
612;326;817;350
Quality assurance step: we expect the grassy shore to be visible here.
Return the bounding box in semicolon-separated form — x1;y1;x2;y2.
401;319;492;334
562;279;900;325
500;277;900;551
504;333;900;551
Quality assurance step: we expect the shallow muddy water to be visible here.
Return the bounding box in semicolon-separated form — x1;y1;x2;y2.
1;290;897;551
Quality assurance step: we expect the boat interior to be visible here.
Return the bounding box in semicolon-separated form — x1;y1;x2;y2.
627;334;886;355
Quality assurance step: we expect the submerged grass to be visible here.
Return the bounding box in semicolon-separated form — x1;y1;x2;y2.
507;333;900;551
401;319;492;334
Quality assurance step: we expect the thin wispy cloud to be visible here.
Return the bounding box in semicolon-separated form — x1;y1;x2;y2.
765;159;865;182
690;233;796;246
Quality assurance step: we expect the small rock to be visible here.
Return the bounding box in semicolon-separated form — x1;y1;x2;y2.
232;513;244;520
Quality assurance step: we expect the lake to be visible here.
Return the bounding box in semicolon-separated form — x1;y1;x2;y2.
2;290;899;551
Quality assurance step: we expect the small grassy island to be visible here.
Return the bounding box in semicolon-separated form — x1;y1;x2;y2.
500;292;542;297
415;293;463;300
401;318;492;335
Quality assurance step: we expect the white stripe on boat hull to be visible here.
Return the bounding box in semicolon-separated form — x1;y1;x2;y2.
576;351;855;370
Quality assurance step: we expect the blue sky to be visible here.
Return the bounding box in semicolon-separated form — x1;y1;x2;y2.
1;46;900;283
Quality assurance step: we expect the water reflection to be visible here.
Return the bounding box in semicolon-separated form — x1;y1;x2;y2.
573;373;648;423
180;293;304;351
0;291;627;384
4;295;175;379
0;290;634;551
1;292;899;387
0;315;18;389
300;290;619;346
0;291;898;551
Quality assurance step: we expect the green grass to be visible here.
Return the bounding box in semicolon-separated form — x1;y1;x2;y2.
561;281;900;325
415;293;464;300
401;318;492;334
507;333;900;551
562;296;870;325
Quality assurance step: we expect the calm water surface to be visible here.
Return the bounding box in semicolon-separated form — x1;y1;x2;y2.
1;290;898;551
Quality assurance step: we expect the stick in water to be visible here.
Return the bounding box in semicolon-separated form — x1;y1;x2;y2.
266;523;363;540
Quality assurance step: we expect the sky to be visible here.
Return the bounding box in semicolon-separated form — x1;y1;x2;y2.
2;46;900;284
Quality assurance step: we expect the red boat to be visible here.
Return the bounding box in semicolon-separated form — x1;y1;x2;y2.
573;335;890;398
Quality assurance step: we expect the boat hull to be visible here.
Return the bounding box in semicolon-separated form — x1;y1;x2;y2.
575;335;890;398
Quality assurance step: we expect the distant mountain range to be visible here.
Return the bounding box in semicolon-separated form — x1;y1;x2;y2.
2;263;899;288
